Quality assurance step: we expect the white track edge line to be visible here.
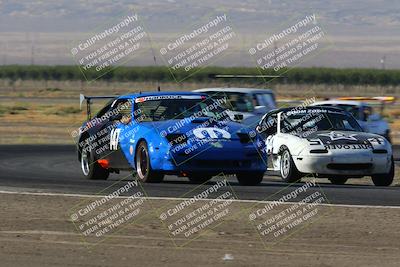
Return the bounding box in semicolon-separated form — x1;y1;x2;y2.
0;190;399;209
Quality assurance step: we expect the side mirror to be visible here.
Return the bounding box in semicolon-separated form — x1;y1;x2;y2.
254;105;267;114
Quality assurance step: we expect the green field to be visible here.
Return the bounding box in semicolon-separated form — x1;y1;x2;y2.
1;65;400;86
0;64;399;145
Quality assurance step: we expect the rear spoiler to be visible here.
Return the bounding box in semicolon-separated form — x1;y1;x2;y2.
79;94;118;120
336;96;396;103
336;96;396;114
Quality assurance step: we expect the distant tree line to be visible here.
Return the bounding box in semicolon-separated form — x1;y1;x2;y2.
0;65;399;86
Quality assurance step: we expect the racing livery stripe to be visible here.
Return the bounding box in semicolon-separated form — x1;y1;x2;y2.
135;95;204;103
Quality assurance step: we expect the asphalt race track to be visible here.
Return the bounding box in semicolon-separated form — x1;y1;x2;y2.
0;145;399;206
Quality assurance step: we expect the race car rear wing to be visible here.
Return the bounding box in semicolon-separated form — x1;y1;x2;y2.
336;96;396;103
336;96;396;114
79;94;118;120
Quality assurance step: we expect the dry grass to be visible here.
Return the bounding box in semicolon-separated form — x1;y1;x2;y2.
1;79;400;144
0;102;86;144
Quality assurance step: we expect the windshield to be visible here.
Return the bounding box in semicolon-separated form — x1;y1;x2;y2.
318;104;360;119
134;96;229;122
255;93;276;110
281;109;363;134
335;104;360;119
201;92;254;113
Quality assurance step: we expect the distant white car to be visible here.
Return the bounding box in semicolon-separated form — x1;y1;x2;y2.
310;99;391;142
256;106;394;186
193;88;276;124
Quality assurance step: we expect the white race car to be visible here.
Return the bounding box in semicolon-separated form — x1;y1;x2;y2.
193;88;277;124
310;98;392;142
256;106;394;186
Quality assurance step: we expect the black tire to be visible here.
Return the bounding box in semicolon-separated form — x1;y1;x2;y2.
80;141;109;180
279;147;301;183
236;172;264;186
328;177;348;185
135;141;164;183
372;158;394;186
188;174;213;184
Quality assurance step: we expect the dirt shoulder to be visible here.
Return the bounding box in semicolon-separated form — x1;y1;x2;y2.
0;192;399;267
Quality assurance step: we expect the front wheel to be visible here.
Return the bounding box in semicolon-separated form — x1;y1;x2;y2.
236;172;264;186
80;142;109;180
371;158;394;186
280;147;301;183
135;141;164;183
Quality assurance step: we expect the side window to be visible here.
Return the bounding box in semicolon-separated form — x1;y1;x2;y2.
362;106;372;121
233;93;254;112
115;100;132;116
96;101;113;118
257;114;278;136
253;94;261;106
109;99;132;124
254;94;277;112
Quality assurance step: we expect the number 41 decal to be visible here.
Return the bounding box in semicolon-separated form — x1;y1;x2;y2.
110;128;121;150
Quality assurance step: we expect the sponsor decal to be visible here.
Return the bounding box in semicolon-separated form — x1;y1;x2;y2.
368;137;385;145
318;131;358;141
134;95;203;103
308;132;375;150
324;144;372;150
308;139;323;146
285;109;344;116
193;127;231;139
110;128;121;150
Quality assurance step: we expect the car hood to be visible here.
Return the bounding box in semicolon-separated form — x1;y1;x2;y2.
303;130;386;145
145;117;253;140
285;130;391;156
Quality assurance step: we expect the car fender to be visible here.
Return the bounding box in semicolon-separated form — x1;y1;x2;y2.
271;134;308;156
117;123;170;170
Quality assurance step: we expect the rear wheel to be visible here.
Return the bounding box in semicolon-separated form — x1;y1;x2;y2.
371;158;394;186
236;172;264;186
280;147;301;183
81;142;109;180
328;177;348;185
135;141;164;183
188;174;212;184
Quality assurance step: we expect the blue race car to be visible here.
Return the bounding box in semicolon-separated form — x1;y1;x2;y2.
77;92;267;185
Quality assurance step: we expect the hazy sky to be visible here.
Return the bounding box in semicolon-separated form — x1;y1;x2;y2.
0;0;399;68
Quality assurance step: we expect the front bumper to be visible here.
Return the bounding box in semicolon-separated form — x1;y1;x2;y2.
153;140;267;174
293;152;391;177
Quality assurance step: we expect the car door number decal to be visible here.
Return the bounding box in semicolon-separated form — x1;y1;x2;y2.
110;128;121;150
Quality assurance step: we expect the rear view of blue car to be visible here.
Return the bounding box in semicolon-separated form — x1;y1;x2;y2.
77;92;267;185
